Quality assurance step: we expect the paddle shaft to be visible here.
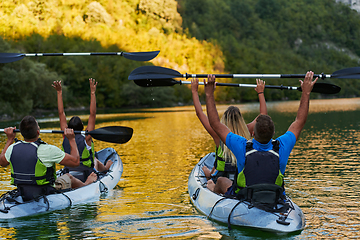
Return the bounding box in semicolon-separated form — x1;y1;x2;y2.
180;73;331;79
0;51;159;63
0;126;133;144
180;81;301;91
23;52;127;57
128;66;345;80
0;129;93;135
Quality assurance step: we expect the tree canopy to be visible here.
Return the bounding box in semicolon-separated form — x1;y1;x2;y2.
0;0;359;119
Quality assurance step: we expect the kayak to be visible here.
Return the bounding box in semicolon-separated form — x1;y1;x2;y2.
0;147;122;219
188;152;305;233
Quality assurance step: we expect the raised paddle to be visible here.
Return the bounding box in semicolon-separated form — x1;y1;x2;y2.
0;51;160;63
130;78;341;94
128;65;360;80
0;126;133;144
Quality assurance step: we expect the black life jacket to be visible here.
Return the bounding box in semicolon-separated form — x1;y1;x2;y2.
9;139;56;186
9;139;57;201
62;134;95;182
234;140;284;194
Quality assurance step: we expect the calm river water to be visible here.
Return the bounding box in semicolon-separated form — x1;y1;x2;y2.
0;98;359;239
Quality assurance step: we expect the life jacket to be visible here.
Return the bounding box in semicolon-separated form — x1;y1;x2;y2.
215;142;237;172
213;143;237;181
234;140;284;194
62;134;95;181
9;139;56;186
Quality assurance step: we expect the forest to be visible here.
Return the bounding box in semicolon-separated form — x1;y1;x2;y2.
0;0;359;119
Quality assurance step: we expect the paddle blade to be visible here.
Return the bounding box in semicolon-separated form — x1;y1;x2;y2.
303;82;341;94
88;126;133;144
331;67;360;78
123;51;160;61
128;65;182;80
134;78;181;87
0;53;26;63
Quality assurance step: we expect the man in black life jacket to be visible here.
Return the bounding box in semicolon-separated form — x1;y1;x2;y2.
204;71;318;195
52;78;112;183
0;116;98;201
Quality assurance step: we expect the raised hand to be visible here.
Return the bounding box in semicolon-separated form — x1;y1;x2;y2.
52;80;62;92
255;79;265;94
299;71;318;95
89;78;98;94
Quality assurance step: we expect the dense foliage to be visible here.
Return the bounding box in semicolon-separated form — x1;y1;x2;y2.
0;0;359;119
179;0;360;101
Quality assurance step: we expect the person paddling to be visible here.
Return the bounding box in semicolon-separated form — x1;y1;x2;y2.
203;72;318;196
191;78;267;191
52;78;112;183
0;116;97;201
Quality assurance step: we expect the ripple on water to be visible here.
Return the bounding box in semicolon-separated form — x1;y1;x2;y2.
92;215;224;239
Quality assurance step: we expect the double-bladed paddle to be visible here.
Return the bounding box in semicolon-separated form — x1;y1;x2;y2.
131;78;340;94
128;66;341;94
0;126;133;144
0;51;160;63
128;65;360;80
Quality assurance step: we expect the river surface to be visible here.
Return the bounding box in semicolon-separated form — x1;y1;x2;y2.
0;98;359;239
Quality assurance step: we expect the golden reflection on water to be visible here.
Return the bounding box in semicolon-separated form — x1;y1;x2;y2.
0;98;359;239
284;99;360;238
271;97;360;113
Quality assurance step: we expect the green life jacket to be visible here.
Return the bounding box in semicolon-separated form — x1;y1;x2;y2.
62;134;95;181
234;140;284;194
9;139;56;186
62;134;95;169
214;142;237;173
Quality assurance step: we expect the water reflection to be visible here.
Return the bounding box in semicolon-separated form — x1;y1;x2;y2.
0;98;359;239
0;204;99;239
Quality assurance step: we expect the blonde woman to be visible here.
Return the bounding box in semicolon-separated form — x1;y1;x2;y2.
191;78;267;192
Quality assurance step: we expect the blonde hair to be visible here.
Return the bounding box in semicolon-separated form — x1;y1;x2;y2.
220;106;251;166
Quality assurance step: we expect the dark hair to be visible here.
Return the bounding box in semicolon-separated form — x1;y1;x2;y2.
254;114;275;144
19;116;39;139
68;116;84;131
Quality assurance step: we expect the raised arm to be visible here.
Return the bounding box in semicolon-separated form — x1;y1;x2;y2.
247;79;267;135
52;80;67;131
288;71;318;140
191;78;220;146
85;78;98;144
0;127;16;167
204;75;231;144
59;128;80;167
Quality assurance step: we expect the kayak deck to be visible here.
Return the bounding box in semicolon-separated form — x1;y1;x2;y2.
188;152;305;233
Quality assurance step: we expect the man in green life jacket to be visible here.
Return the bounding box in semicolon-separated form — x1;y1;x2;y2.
204;71;318;195
52;78;112;183
0;116;98;201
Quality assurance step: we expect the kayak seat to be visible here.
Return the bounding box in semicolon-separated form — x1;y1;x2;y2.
17;184;56;202
236;184;289;213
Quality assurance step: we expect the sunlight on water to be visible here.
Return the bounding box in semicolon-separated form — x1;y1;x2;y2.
0;98;359;239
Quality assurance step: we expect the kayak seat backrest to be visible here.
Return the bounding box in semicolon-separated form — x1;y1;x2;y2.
245;184;283;205
236;184;289;213
17;184;56;202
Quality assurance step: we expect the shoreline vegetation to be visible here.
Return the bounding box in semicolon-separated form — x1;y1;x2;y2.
0;0;360;120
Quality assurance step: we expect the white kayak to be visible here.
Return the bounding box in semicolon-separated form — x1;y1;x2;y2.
0;147;123;219
188;152;305;233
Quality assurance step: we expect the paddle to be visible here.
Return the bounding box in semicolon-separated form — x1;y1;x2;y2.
128;65;360;80
0;126;133;144
0;51;160;63
130;78;340;94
